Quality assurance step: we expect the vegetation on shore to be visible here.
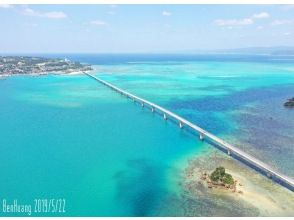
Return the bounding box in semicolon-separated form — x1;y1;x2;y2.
284;97;294;108
0;56;92;75
210;167;234;185
200;166;243;194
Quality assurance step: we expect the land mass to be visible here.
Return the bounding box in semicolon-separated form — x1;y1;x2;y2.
159;46;294;55
0;56;92;76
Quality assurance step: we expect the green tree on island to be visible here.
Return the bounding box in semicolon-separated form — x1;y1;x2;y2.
210;166;234;185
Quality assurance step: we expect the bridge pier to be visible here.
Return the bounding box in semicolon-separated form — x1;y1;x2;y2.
141;102;144;108
151;107;154;113
267;173;272;179
199;133;204;141
163;113;167;120
227;150;231;156
179;121;184;129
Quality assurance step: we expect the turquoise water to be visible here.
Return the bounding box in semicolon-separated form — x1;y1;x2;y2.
0;54;294;216
96;59;294;177
0;74;209;216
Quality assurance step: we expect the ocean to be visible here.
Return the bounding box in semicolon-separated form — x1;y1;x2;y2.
0;54;293;216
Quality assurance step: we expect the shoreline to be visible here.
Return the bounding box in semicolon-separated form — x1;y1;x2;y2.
0;69;94;79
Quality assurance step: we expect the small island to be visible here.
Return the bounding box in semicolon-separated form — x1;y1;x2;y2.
0;56;92;77
200;167;243;194
284;97;294;108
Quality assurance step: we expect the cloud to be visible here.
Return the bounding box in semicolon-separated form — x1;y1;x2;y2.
0;4;12;8
22;7;67;19
214;18;253;26
90;20;107;26
271;19;294;26
162;11;172;16
252;12;270;19
42;11;67;19
214;12;269;27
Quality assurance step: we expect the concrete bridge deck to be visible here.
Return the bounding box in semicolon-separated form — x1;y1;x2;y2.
84;72;294;192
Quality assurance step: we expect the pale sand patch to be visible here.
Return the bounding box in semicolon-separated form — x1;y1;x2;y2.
60;71;85;76
183;149;294;216
224;169;289;216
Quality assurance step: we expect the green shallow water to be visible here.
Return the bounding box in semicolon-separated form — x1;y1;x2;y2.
0;56;294;216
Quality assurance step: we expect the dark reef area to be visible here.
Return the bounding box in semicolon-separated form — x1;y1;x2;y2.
284;97;294;108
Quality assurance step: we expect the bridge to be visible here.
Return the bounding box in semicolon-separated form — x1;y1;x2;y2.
84;72;294;192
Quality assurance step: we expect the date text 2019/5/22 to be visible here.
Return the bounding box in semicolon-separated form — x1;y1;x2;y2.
34;199;66;213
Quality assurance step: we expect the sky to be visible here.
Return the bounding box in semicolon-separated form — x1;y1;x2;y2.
0;4;294;53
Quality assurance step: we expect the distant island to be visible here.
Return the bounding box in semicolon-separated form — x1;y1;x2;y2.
213;46;294;56
163;46;294;56
284;97;294;108
0;56;92;76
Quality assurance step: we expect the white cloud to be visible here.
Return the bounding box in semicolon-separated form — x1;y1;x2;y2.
271;19;294;26
0;4;12;8
284;32;291;36
214;12;269;27
214;18;253;26
90;20;107;26
43;11;67;19
252;12;270;19
162;11;172;16
22;7;67;19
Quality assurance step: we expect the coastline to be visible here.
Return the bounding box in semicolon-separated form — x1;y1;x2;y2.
0;69;93;79
181;148;294;216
